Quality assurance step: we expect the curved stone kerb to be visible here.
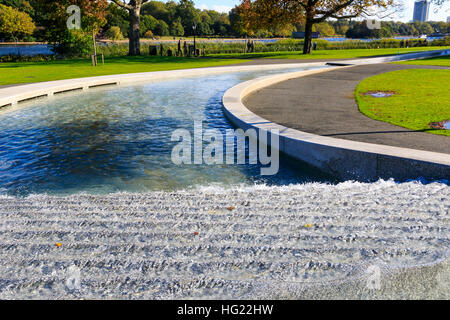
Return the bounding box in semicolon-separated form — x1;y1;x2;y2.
222;66;450;181
0;62;327;111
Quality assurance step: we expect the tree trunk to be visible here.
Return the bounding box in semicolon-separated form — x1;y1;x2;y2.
303;17;313;54
128;8;141;56
93;32;97;56
92;31;97;66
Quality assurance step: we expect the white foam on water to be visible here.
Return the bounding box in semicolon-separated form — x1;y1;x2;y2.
0;179;448;299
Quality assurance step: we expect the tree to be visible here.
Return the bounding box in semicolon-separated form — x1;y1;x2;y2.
141;0;170;22
333;20;349;35
314;22;336;37
345;20;390;38
154;19;169;36
0;0;34;17
105;2;129;37
140;14;157;36
229;1;256;36
170;18;184;36
176;0;201;36
414;21;434;35
407;23;419;36
240;0;399;54
80;0;108;63
33;0;107;56
111;0;149;56
212;14;230;36
273;23;296;37
105;25;124;41
431;0;448;5
0;3;35;41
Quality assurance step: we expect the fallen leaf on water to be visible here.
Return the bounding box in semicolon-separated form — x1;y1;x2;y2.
226;206;235;211
304;224;314;228
194;232;199;236
55;243;62;247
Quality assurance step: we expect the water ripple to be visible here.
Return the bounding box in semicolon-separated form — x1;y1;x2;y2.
0;67;332;196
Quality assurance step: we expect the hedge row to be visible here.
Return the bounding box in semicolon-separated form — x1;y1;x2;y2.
1;37;448;61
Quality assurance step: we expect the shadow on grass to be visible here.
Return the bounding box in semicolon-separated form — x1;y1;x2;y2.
324;128;446;137
207;52;302;59
411;55;450;62
0;55;237;69
208;48;450;60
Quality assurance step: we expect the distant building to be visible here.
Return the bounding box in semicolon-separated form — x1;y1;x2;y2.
447;16;450;23
413;1;430;22
292;32;321;39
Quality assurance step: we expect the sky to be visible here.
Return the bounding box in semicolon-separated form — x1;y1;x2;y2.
192;0;449;22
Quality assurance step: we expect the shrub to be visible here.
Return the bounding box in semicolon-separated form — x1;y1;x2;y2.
53;30;93;57
170;20;184;37
0;4;35;42
144;30;154;39
0;54;56;62
105;26;124;41
154;20;169;37
140;15;158;36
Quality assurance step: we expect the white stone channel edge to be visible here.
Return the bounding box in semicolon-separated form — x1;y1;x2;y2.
222;49;450;181
1;49;449;180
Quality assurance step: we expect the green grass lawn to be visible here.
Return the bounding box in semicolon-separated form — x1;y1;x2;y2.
0;56;249;86
1;47;448;86
393;55;450;66
356;69;450;136
208;46;450;60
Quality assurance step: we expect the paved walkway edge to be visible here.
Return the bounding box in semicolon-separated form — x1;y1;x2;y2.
222;61;450;181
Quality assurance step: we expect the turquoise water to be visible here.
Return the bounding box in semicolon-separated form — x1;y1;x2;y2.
0;66;334;196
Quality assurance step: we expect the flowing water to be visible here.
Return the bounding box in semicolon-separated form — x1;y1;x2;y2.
0;66;332;197
0;66;448;299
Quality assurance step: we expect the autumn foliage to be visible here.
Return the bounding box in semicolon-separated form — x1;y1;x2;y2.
32;0;108;55
0;3;35;41
237;0;398;54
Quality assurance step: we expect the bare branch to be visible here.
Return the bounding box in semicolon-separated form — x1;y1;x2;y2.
360;1;403;19
315;0;358;21
314;13;358;23
297;1;307;10
111;0;132;11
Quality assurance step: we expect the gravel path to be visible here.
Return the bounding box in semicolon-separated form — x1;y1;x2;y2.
0;180;448;299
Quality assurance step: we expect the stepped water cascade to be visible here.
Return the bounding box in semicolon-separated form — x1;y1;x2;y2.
0;66;448;299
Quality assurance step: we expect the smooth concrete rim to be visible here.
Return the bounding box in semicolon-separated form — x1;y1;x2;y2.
222;55;450;171
1;49;449;172
0;62;328;112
